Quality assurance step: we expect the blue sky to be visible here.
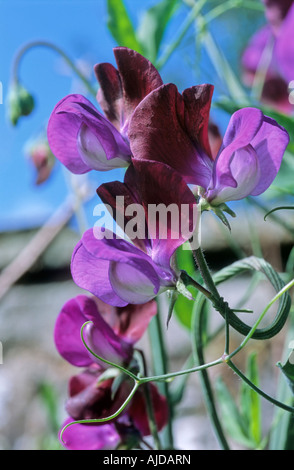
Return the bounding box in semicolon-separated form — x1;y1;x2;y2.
0;0;264;232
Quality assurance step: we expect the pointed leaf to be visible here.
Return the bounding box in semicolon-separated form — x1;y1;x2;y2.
215;377;257;448
107;0;144;53
136;0;179;62
240;353;262;445
277;343;294;395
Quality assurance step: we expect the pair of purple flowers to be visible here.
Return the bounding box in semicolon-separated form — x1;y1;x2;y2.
48;45;289;449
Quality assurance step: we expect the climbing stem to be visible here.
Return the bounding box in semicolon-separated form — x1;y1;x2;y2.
12;40;97;97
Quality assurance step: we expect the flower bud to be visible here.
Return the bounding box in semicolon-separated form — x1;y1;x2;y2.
7;81;35;125
25;134;55;184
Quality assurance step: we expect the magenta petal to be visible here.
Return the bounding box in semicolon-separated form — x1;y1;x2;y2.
208;145;260;203
54;296;94;367
60;418;120;450
214;108;264;187
250;115;290;195
84;318;133;367
128;83;213;188
71;229;164;306
47;94;130;174
71;239;128;307
94;62;123;129
90;297;157;345
275;3;294;81
242;25;273;74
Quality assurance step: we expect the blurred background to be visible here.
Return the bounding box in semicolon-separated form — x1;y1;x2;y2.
0;0;293;450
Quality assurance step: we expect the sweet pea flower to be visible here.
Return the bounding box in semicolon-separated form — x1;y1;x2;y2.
71;160;198;306
54;294;157;367
242;0;294;112
47;47;163;174
54;295;168;450
128;83;289;207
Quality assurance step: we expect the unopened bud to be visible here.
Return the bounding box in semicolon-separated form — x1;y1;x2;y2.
7;81;35;125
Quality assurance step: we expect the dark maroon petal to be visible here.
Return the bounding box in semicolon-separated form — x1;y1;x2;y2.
60;418;120;450
182;84;214;159
66;372;111;420
113;47;163;123
128;384;169;436
129;83;213;188
67;370;134;421
94;62;123;129
131;159;198;269
97;178;149;252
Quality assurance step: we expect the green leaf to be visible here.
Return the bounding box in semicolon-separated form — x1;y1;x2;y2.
106;0;144;53
173;243;197;329
136;0;179;62
277;343;294;395
240;353;262;445
269;319;294;450
215;377;257;448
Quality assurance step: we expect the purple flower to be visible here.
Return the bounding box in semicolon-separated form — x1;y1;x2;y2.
71;160;198;306
242;0;294;112
54;294;157;367
203;108;290;204
128;84;289;206
47;47;163;174
54;294;168;450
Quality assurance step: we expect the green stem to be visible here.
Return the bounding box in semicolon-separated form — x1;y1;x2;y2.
81;321;139;382
59;380;140;444
138;357;223;384
247;197;294;240
192;282;230;450
228;277;294;359
227;360;294;414
203;0;264;25
148;307;174;449
12;40;97;97
155;0;207;70
143;383;162;450
191;246;291;340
